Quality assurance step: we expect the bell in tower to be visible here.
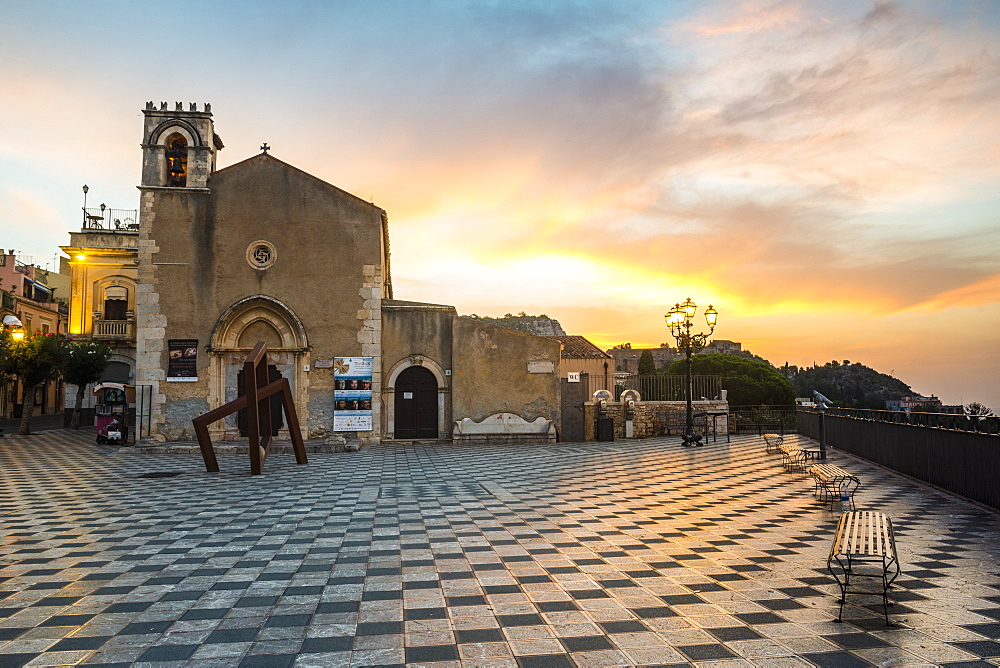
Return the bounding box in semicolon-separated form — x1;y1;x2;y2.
139;101;224;189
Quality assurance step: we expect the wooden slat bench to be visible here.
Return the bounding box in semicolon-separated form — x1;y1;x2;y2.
827;510;901;625
763;433;783;454
779;442;807;472
809;464;860;507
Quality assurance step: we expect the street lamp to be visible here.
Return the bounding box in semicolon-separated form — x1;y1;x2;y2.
82;184;89;225
665;298;718;447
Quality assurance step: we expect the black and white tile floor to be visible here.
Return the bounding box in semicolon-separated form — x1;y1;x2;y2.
1;431;998;667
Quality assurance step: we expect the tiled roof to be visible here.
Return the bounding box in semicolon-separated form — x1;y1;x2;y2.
547;335;613;359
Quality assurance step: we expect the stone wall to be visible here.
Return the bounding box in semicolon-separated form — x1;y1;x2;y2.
452;318;561;429
583;400;729;440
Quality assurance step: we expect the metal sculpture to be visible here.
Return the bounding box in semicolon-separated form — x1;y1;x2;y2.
192;341;307;475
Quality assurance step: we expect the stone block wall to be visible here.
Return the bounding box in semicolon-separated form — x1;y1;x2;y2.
582;400;729;440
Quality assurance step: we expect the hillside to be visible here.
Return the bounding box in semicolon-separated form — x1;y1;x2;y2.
465;313;566;337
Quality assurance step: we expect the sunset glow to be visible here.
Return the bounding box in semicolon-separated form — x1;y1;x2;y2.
2;0;998;408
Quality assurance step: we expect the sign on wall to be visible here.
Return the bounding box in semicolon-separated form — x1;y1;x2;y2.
167;339;198;382
333;357;373;431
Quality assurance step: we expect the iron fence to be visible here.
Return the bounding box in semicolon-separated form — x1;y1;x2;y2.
583;373;721;402
798;408;1000;511
819;407;999;434
729;405;798;434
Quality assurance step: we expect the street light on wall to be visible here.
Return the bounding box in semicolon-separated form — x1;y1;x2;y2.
3;314;24;340
665;298;718;447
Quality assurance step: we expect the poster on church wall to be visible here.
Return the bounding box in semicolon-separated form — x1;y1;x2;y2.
166;339;198;382
333;357;372;431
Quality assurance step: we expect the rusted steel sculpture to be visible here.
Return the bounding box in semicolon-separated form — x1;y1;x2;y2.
192;341;308;475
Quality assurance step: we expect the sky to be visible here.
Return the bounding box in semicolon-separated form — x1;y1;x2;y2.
1;0;998;409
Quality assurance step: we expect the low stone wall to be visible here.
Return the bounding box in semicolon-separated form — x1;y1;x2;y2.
583;400;728;440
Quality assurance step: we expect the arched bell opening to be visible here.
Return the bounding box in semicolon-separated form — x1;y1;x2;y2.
164;132;188;187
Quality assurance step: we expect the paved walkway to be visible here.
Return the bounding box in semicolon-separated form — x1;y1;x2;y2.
1;431;998;667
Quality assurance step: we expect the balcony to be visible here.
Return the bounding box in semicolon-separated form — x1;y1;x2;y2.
82;207;139;233
93;319;135;342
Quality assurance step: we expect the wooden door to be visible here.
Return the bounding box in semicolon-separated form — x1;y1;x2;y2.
238;365;283;436
394;366;437;439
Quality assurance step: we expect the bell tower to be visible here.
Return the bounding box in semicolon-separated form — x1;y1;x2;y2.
140;101;224;189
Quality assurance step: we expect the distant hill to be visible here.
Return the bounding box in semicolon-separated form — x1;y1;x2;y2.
781;360;912;409
465;312;566;337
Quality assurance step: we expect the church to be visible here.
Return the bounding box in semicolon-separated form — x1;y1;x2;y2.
133;102;561;443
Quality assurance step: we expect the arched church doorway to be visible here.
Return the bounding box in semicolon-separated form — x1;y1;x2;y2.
394;366;437;439
208;296;309;441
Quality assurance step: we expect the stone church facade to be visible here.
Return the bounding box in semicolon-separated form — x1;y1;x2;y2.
134;102;560;443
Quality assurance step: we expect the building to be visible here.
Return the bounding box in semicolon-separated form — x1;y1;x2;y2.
0;250;68;419
131;101;560;442
608;344;680;375
609;339;743;375
546;335;613;380
886;395;962;414
60;207;139;386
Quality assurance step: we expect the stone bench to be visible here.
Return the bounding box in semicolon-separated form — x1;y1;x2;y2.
453;412;556;445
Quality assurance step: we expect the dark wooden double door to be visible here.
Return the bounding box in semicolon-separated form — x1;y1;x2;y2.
395;366;437;439
237;365;283;436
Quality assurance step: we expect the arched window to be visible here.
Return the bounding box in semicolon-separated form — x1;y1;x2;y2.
164;133;188;186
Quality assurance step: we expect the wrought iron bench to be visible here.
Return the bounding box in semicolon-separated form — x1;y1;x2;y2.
763;432;784;454
828;510;901;625
778;442;807;472
809;464;860;507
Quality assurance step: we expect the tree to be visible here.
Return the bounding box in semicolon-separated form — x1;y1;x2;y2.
965;402;994;417
665;352;795;406
638;349;656;375
7;332;67;435
62;339;113;429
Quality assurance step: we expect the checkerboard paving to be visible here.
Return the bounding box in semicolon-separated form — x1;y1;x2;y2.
1;430;999;667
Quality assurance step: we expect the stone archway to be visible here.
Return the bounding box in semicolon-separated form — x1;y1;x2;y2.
208;296;309;440
383;355;449;440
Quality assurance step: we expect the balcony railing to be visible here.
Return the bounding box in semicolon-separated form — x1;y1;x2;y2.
93;319;135;341
82;208;138;233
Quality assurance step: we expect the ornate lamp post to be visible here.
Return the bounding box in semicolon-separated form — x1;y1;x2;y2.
665;298;718;447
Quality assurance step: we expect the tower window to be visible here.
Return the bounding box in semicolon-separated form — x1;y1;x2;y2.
165;133;188;187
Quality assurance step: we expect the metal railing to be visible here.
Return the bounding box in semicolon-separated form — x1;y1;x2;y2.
798;408;1000;510
583;373;721;402
82;208;138;233
820;407;999;434
729;405;798;434
92;319;134;341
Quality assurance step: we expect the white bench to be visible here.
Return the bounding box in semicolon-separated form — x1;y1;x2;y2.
453;412;556;445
